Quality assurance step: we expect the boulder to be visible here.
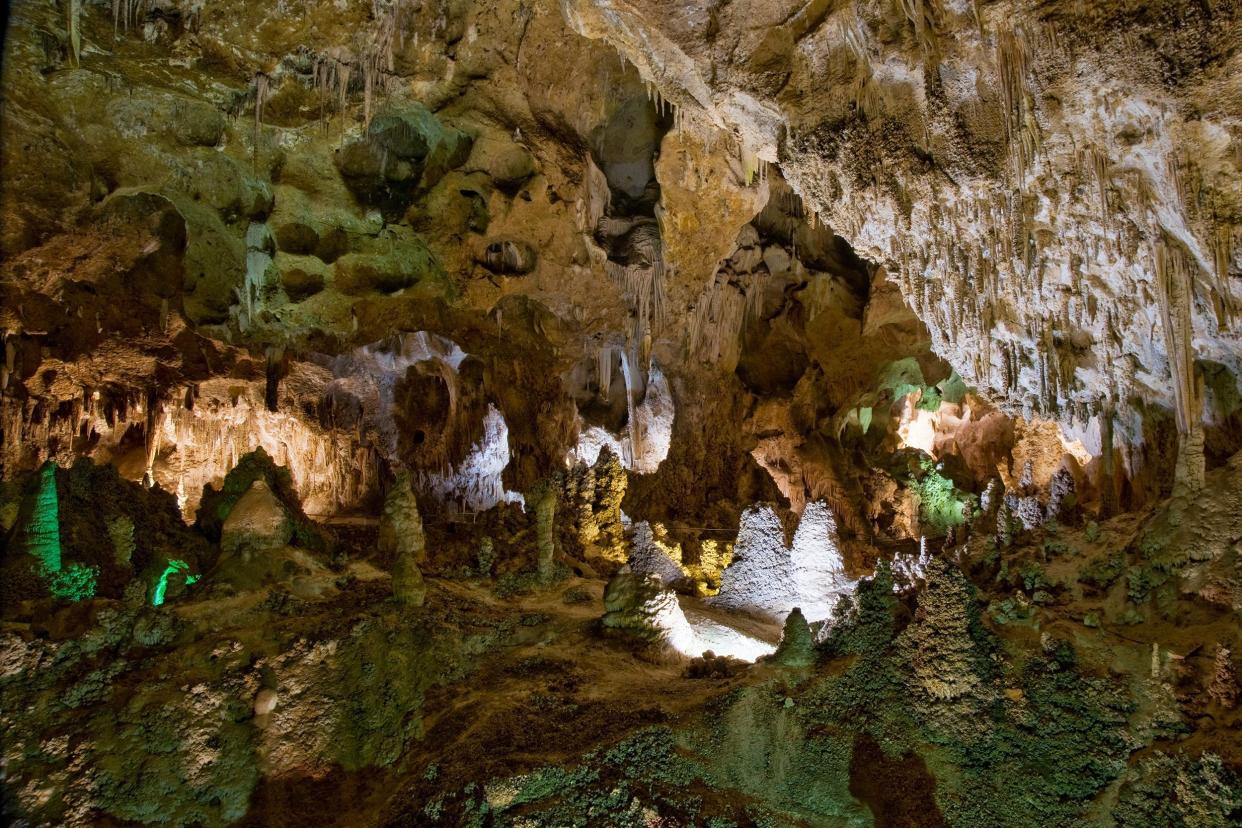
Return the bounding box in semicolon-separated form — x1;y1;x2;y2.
762;244;792;275
334;234;440;294
276;252;329;300
176;150;273;221
464;131;536;193
335;104;472;217
196;448;330;556
170;100;226;147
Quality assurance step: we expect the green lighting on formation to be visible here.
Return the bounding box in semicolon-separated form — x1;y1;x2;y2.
27;462;62;573
25;462;96;601
48;563;99;601
152;560;198;607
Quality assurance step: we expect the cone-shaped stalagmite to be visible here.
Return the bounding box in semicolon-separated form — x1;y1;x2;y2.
593;447;626;555
772;607;816;668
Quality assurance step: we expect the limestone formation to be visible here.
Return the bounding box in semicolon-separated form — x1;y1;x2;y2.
789;501;854;622
592;447;627;553
529;479;559;584
379;472;427;566
900;558;988;703
562;446;629;566
1208;646;1238;711
2;1;1242;824
106;516;135;567
713;501;854;623
1046;465;1079;525
392;547;427;608
627;521;689;592
221;481;293;556
712;504;797;619
1006;493;1045;532
772;607;816;669
477;536;496;578
380;472;427;605
996;501;1015;549
892;538;934;592
601;566;696;654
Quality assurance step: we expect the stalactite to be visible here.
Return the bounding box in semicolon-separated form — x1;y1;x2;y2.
897;0;941;56
2;382;383;519
1211;223;1237;329
112;0;148;34
1155;237;1205;494
604;220;666;344
687;272;747;367
1;331;14;392
583;154;611;235
253;73;269;172
419;404;524;514
142;391;161;488
236;223;273;333
619;350;643;468
66;0;81;66
997;27;1037;186
596;347;613;402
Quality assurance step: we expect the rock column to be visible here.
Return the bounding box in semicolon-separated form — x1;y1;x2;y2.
381;471;426;606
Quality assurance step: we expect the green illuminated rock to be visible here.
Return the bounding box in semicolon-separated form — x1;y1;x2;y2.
25;462;62;574
47;561;97;601
151;559;198;607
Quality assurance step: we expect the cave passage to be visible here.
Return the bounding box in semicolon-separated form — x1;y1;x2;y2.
2;2;1241;827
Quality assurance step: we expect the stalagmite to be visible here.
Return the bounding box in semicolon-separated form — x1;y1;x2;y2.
713;501;854;624
1209;646;1239;710
392;547;426;607
592;447;626;552
996;501;1014;548
601;566;697;654
628;522;687;590
381;472;427;607
379;471;426;566
771;607;816;668
1046;465;1078;524
529;479;558;584
568;461;598;548
1099;401;1118;517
